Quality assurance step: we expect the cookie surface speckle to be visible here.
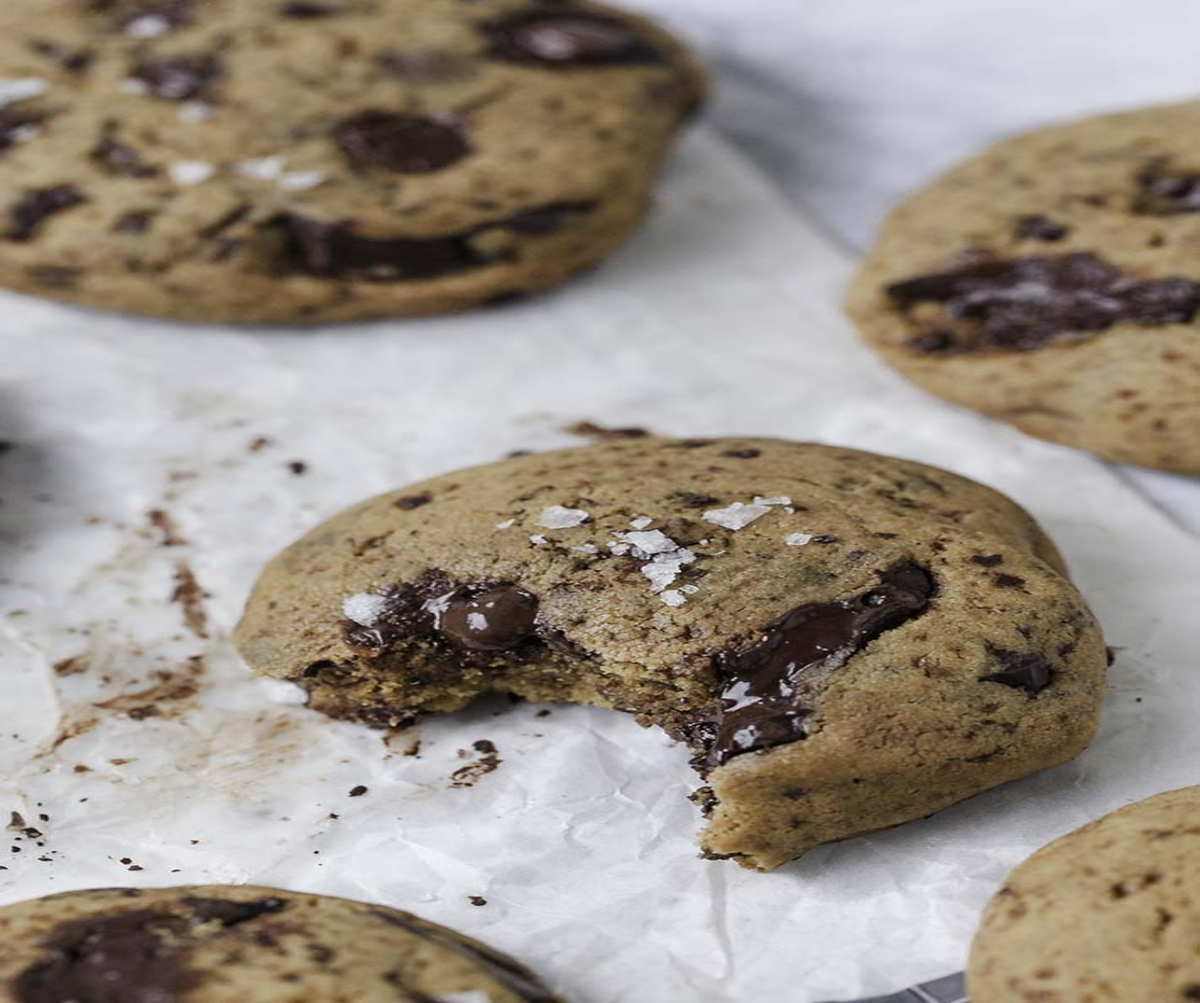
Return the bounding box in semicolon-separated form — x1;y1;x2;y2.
847;100;1200;474
234;436;1108;870
968;786;1200;1003
0;0;704;322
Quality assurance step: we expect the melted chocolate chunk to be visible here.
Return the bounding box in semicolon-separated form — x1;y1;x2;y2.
369;910;557;1002
394;492;432;510
7;185;86;241
91;134;157;177
981;648;1053;694
180;896;287;926
130;54;222;101
279;1;341;16
710;562;934;764
335;111;470;174
484;11;664;66
14;909;196;1003
281;215;486;281
1015;215;1068;241
0;107;46;154
435;586;539;652
889;252;1200;352
1134;160;1200;215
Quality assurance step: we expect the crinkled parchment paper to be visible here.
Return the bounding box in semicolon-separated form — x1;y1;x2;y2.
2;4;1199;1001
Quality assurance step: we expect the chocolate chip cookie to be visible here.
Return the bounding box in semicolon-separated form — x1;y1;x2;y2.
234;436;1108;871
968;786;1200;1003
846;101;1200;474
0;885;563;1002
0;0;703;322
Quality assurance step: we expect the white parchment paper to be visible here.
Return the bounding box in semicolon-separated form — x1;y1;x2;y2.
2;4;1199;1001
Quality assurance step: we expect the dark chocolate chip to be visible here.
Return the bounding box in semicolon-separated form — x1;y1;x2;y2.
0;107;46;155
7;185;86;241
279;2;342;16
1134;159;1200;215
678;491;718;508
91;135;157;177
483;11;664;66
435;586;539;652
280;215;487;282
709;562;935;764
348;784;368;797
993;573;1026;589
130;54;222;101
114;209;156;235
181;896;287;926
721;448;761;459
888;252;1200;352
30;40;94;74
981;648;1053;694
334;111;470;174
971;554;1004;567
394;492;431;510
1015;215;1068;241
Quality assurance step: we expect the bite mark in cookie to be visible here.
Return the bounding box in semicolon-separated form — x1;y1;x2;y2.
235;437;1108;870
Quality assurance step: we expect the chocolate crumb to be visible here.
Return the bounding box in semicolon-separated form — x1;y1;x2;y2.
348;785;368;797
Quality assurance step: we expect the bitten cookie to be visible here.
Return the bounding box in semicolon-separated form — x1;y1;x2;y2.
0;0;703;323
968;786;1200;1003
846;101;1200;474
234;436;1108;871
0;885;563;1002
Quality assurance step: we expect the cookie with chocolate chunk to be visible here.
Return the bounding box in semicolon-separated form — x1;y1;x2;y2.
0;0;703;322
234;436;1108;871
0;885;564;1003
968;786;1200;1003
847;100;1200;473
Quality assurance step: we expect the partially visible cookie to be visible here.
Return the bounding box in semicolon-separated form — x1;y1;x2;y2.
0;885;564;1002
968;786;1200;1003
234;436;1108;871
0;0;703;322
847;100;1200;474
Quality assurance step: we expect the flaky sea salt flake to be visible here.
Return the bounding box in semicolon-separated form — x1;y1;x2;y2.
538;505;588;529
786;533;815;547
494;518;515;530
618;529;677;555
279;170;327;191
703;501;772;530
343;593;390;627
168;160;215;186
125;14;171;37
753;496;792;506
529;534;548;545
660;590;687;608
234;155;286;180
0;78;48;107
629;516;653;530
